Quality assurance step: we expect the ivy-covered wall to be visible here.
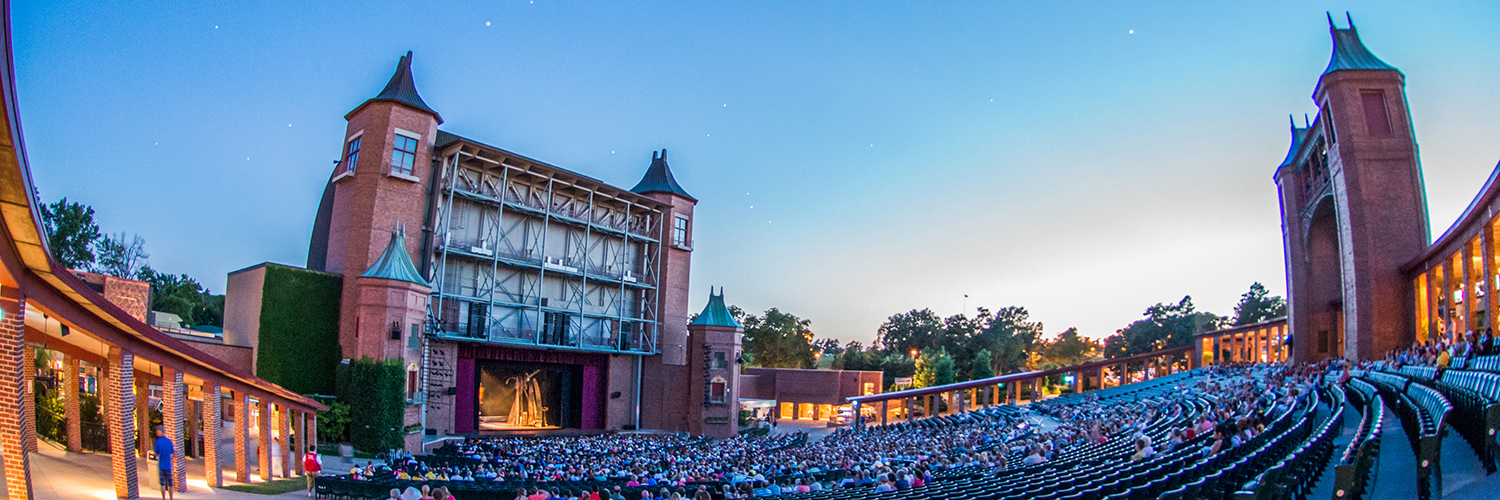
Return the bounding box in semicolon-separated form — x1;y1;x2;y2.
337;357;406;451
255;264;343;395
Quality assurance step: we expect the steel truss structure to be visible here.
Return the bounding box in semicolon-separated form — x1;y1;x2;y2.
425;140;665;354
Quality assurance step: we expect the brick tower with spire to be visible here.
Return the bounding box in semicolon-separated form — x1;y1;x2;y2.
1277;15;1428;362
631;150;699;432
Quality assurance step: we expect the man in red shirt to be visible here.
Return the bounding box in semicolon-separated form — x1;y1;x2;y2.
304;446;323;497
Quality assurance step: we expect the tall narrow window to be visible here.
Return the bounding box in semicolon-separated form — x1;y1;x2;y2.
1360;90;1391;136
391;134;419;177
408;324;420;350
673;215;690;247
712;351;728;369
710;376;728;403
343;137;362;175
1321;102;1337;145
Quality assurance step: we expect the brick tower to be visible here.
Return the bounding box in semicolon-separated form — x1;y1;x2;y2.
631;150;697;431
687;288;743;438
318;52;442;359
1276;15;1428;362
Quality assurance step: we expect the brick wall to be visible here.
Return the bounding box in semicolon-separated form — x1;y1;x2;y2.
202;382;222;487
163;367;188;492
65;355;81;452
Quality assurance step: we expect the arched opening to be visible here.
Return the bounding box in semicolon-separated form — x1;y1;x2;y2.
1305;196;1346;359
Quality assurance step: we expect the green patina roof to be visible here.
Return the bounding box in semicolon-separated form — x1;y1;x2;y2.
690;288;741;328
1322;14;1398;76
361;224;431;287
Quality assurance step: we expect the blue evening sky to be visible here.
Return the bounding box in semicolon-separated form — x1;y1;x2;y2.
12;1;1500;343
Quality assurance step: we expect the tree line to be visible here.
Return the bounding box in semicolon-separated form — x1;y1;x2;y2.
39;197;225;328
721;282;1285;390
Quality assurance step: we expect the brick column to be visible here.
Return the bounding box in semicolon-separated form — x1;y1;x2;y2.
161;367;187;492
64;354;82;452
22;343;36;453
135;377;148;457
257;398;272;480
278;404;291;478
202;381;222;487
0;290;35;499
295;410;306;476
105;346;139;499
234;391;249;482
308;413;317;458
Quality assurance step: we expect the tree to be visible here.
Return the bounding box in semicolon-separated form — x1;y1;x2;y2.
95;232;149;279
913;348;956;388
974;306;1044;376
970;348;995;379
39;198;101;269
1233;282;1287;326
875;309;946;356
1105;296;1223;358
813;338;845;357
1037;328;1101;368
741;308;817;369
136;266;225;328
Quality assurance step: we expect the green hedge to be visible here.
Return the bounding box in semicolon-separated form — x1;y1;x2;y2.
256;264;343;395
336;357;405;451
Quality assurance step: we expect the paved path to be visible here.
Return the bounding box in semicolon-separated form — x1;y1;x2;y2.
27;439;314;500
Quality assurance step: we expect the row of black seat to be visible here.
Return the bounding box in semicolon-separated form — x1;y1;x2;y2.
1389;364;1500;474
1357;371;1450;500
1329;377;1384;500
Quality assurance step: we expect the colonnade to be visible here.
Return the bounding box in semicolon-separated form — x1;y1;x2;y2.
851;346;1196;428
1194;321;1290;365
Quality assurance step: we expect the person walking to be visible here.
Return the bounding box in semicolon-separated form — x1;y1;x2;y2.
304;445;324;497
153;426;176;500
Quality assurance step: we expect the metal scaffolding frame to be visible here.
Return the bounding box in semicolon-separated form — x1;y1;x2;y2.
427;142;663;355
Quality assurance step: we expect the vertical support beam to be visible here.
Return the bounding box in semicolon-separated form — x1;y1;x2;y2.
64;354;82;453
234;391;249;483
0;290;35;500
22;343;36;453
1485;221;1497;333
257;398;272;480
295;410;306;476
106;346;139;499
162;367;187;492
278;404;291;478
1463;242;1475;336
1444;261;1456;342
135;376;148;458
1428;267;1440;344
880;400;888;426
202;381;222;488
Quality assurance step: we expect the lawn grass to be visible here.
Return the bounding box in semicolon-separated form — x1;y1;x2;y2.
221;477;307;495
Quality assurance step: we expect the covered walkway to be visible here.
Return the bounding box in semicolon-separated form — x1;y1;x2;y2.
846;344;1194;426
0;10;324;499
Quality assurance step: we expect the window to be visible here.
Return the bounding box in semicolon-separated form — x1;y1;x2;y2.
863;382;875;396
710;376;728;403
406;364;419;399
673;215;690;247
391;134;419;177
408;324;420;350
390;321;402;341
1360;90;1391;136
343;137;362;175
712;351;728;370
1321;102;1337;145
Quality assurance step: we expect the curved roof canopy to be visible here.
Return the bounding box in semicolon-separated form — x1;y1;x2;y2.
690;288;741;328
361;224;431;287
349;51;442;123
1323;14;1398;76
631;149;695;201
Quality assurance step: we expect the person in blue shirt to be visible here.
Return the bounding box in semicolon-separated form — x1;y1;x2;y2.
153;425;175;500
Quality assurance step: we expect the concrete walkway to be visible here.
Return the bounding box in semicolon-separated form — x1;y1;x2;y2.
1366;404;1500;500
27;439;313;500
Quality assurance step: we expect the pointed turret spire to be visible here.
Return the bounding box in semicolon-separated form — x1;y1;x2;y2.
349;51;443;123
690;287;741;328
360;223;431;287
1322;13;1398;76
1278;120;1310;170
630;149;695;201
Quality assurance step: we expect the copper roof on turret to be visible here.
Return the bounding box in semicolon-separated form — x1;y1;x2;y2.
690;288;741;328
1278;116;1310;170
1322;13;1398;76
631;149;695;201
348;51;443;123
361;223;431;287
